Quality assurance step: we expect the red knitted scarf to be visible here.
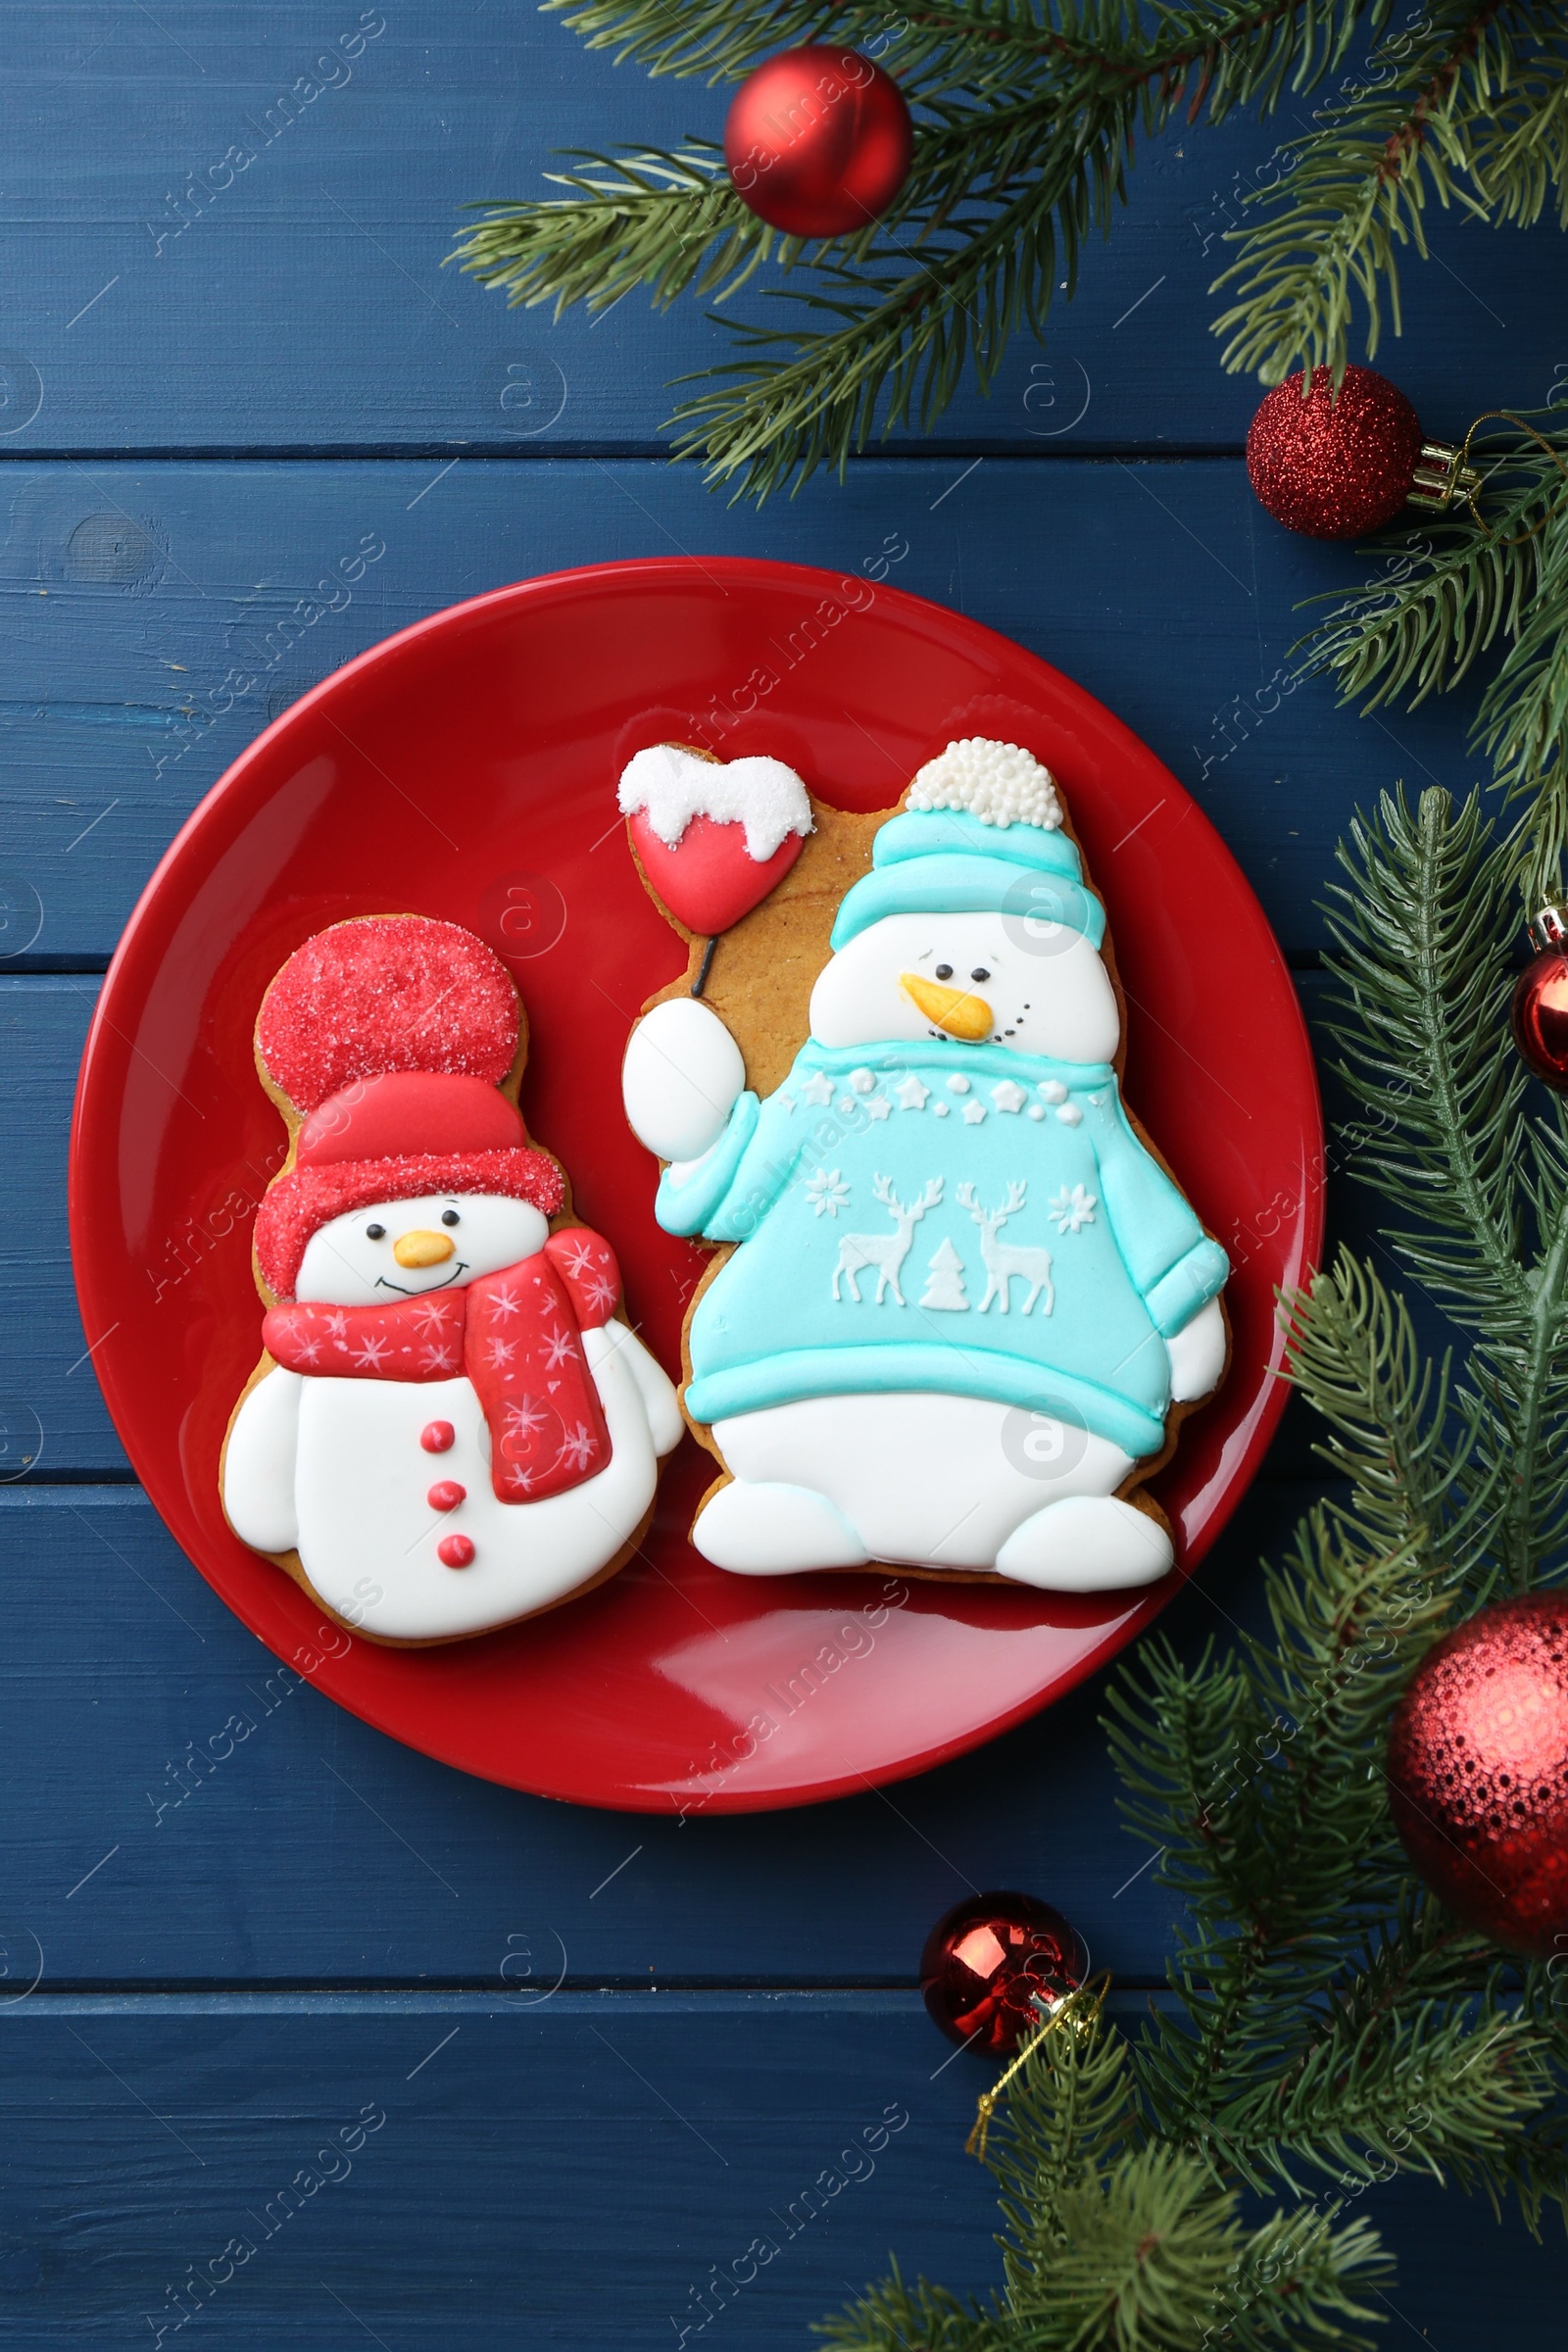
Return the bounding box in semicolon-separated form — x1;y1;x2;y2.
263;1228;619;1503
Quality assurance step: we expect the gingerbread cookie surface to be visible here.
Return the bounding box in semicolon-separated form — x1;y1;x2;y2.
221;914;681;1644
620;739;1229;1593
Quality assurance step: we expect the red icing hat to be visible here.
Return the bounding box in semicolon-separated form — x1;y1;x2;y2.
252;916;564;1299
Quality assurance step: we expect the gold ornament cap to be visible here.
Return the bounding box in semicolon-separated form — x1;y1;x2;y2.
1407;438;1484;513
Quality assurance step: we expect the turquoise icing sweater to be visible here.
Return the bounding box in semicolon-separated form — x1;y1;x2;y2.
656;1039;1229;1458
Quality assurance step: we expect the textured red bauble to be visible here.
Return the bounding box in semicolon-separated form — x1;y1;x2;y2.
724;46;912;238
1387;1592;1568;1957
1512;907;1568;1089
920;1890;1085;2053
1247;366;1424;539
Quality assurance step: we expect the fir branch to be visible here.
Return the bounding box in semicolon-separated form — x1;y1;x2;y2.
1210;0;1544;384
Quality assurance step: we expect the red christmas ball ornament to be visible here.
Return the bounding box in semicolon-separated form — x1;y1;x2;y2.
1512;906;1568;1089
920;1890;1085;2053
724;46;912;239
1387;1592;1568;1958
1247;365;1475;540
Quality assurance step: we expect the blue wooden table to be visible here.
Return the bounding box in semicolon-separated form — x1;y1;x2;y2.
7;9;1567;2343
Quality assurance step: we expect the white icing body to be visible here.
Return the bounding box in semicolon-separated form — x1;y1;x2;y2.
222;1191;682;1641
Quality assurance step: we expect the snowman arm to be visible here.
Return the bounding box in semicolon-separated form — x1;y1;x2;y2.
1092;1096;1229;1335
623;997;747;1164
595;1323;685;1455
221;1366;303;1552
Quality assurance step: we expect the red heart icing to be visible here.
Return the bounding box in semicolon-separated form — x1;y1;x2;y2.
628;808;805;936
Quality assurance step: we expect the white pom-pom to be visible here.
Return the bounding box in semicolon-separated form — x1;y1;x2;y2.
905;738;1062;830
618;744;812;863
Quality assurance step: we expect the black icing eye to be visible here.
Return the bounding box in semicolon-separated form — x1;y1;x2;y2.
971;967;991;983
366;1223;386;1242
441;1208;461;1227
934;963;954;981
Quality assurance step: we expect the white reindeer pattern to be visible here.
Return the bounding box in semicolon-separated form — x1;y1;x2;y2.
956;1180;1054;1315
832;1174;944;1305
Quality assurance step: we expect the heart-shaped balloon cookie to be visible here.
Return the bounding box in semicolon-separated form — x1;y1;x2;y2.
619;745;811;937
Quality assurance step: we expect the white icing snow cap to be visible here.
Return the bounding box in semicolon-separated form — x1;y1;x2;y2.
618;744;812;863
905;737;1062;831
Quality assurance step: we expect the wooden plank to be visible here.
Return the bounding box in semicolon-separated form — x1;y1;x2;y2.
1;10;1560;454
0;459;1485;966
0;1992;1555;2346
2;1478;1313;1984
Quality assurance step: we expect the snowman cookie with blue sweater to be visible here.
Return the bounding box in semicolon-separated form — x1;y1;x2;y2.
620;738;1229;1593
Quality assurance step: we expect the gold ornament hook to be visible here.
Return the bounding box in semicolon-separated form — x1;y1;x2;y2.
965;1976;1109;2162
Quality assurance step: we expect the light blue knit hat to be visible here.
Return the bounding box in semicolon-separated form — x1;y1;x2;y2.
831;739;1105;950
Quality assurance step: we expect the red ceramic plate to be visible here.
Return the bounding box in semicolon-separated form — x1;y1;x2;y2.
71;559;1322;1814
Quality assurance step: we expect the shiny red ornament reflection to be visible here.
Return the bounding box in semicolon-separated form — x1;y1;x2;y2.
920;1890;1085;2053
724;46;912;238
1512;915;1568;1089
1387;1592;1568;1957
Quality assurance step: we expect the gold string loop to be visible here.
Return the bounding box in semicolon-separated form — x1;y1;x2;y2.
965;1975;1109;2163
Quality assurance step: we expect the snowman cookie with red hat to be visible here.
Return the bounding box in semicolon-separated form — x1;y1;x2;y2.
221;914;682;1644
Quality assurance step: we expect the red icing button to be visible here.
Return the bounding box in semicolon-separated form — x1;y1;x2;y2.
420;1421;455;1453
437;1534;476;1568
427;1481;466;1512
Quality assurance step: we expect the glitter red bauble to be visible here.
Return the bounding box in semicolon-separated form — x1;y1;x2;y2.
1387;1592;1568;1957
1247;366;1425;540
1512;942;1568;1089
920;1890;1086;2053
724;46;913;238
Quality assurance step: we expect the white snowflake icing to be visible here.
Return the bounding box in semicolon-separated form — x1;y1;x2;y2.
906;738;1062;831
990;1080;1028;1114
412;1298;453;1335
559;1238;598;1280
584;1272;618;1313
351;1335;391;1369
805;1168;851;1218
1048;1184;1098;1235
505;1396;549;1439
486;1336;517;1370
543;1325;578;1370
1038;1080;1068;1105
418;1344;459;1373
555;1422;599;1473
895;1074;930;1111
849;1068;876;1094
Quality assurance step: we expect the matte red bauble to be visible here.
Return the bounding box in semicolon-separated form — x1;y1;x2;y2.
1387;1592;1568;1958
724;46;913;238
1511;906;1568;1089
1247;366;1427;539
920;1890;1085;2053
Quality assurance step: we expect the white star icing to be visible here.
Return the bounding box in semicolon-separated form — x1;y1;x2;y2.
946;1074;971;1095
802;1071;835;1106
990;1080;1028;1113
864;1096;892;1122
1055;1102;1083;1127
780;1094;798;1114
933;1101;950;1117
1038;1080;1068;1105
849;1068;876;1094
960;1100;986;1125
895;1074;930;1111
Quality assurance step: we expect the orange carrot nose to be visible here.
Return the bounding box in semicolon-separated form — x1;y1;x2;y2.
901;972;993;1041
392;1229;456;1269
